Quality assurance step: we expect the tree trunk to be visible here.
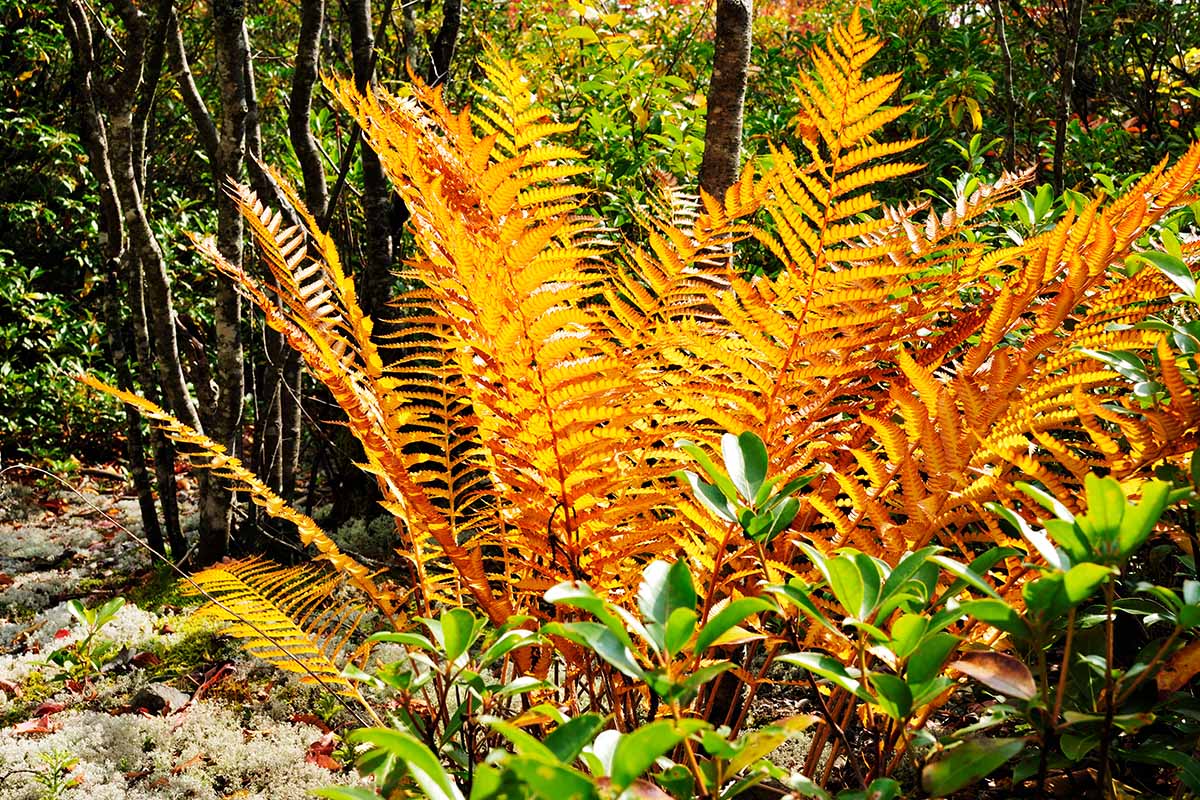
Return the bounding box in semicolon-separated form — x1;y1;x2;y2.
283;0;327;503
699;0;752;203
347;0;394;318
62;0;188;560
1052;0;1087;194
197;0;251;565
990;0;1017;172
427;0;462;88
289;0;328;215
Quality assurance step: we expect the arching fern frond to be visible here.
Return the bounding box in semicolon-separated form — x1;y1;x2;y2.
79;375;398;620
183;557;376;713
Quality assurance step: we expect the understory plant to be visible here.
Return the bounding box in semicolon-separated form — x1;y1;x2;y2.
86;7;1200;798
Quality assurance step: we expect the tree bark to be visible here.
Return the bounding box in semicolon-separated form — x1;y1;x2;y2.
195;0;251;564
289;0;328;215
347;0;394;318
427;0;461;88
1052;0;1087;194
699;0;752;203
62;0;186;560
283;0;328;502
990;0;1017;172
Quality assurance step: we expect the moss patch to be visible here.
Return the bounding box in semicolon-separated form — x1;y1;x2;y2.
1;669;58;726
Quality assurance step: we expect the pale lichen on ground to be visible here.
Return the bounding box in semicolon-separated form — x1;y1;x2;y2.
0;476;367;799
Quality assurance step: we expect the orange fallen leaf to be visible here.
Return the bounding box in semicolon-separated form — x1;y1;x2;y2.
171;753;206;774
11;714;59;736
305;731;340;770
291;713;332;733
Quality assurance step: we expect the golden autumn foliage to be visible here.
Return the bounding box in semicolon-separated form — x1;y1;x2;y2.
95;13;1200;641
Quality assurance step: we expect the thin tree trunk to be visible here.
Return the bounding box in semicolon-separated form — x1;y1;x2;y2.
347;0;393;318
289;0;328;215
62;0;187;560
990;0;1017;172
699;0;752;202
283;0;327;502
427;0;461;88
1053;0;1087;194
104;265;166;557
89;2;203;438
197;0;251;564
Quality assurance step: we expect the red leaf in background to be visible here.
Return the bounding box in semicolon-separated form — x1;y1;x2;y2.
0;678;19;696
34;701;65;715
305;732;340;770
53;628;71;640
131;652;162;668
0;573;13;588
290;713;332;733
38;498;68;513
11;714;59;735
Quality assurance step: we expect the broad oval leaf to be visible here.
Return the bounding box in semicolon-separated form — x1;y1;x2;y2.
950;650;1037;701
921;737;1026;797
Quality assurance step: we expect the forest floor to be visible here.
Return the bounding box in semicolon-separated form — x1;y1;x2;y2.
0;470;363;800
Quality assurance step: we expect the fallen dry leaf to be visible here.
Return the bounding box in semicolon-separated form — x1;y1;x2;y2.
305;732;340;770
171;753;206;775
290;713;332;733
33;701;65;715
951;650;1037;701
11;714;59;736
0;573;13;588
1157;639;1200;694
131;651;163;668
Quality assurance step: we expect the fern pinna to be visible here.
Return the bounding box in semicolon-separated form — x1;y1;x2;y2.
94;14;1200;646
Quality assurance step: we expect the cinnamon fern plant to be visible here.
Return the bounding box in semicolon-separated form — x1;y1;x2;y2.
91;12;1200;703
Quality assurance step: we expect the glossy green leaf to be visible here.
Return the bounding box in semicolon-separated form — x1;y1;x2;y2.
723;431;769;502
349;728;465;800
611;720;707;790
479;628;540;668
869;673;913;720
560;24;600;44
905;632;959;684
638;560;697;627
1118;480;1169;558
724;715;817;775
664;607;698;656
506;756;598;799
544;713;608;764
695;597;775;652
921;738;1025;797
1139;250;1196;297
676;470;736;523
1063;562;1114;604
958;599;1031;640
485;718;558;760
1078;348;1150;383
312;789;389;800
776;652;869;701
888;613;928;660
929;555;1000;599
368;631;437;651
441;608;480;662
675;441;739;502
542;621;644;679
545;582;635;649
